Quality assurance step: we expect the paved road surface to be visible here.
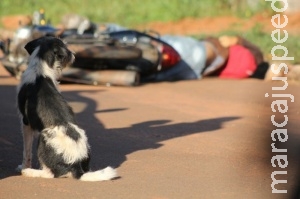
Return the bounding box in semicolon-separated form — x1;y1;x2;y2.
0;65;299;199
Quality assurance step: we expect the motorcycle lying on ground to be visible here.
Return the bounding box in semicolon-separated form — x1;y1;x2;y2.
0;24;181;86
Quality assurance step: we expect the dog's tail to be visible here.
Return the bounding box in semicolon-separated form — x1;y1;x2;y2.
80;166;118;181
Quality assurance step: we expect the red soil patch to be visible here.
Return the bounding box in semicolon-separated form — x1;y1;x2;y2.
139;12;300;36
1;12;299;39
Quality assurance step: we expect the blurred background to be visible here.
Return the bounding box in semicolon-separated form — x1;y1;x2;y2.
1;0;298;26
0;0;299;63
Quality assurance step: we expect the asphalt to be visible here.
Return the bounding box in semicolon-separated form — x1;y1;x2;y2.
0;65;299;199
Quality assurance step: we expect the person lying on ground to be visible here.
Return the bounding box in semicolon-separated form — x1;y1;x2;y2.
141;34;269;82
57;15;270;83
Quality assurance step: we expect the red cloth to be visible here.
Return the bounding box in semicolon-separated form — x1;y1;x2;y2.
219;45;257;78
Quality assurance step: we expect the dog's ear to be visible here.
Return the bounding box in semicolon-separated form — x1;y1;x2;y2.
24;38;41;55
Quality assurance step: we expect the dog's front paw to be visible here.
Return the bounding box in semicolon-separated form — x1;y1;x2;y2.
21;168;39;177
21;168;35;177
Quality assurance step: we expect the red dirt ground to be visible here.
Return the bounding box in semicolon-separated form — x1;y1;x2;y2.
139;12;300;35
1;12;300;40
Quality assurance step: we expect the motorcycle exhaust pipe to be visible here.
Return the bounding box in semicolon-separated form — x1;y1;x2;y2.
61;68;140;86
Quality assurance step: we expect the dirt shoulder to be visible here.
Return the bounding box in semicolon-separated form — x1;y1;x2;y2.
139;12;300;35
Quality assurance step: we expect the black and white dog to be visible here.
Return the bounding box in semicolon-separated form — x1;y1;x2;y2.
17;36;117;181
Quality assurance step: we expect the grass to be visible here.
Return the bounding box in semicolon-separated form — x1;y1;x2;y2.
0;0;271;27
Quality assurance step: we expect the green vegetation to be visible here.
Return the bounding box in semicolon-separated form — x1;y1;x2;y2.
0;0;271;27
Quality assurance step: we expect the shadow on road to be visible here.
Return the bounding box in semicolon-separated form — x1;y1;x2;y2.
0;87;240;179
0;85;22;179
63;90;240;170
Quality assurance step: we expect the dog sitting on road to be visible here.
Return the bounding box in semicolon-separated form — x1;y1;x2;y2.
17;36;117;181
